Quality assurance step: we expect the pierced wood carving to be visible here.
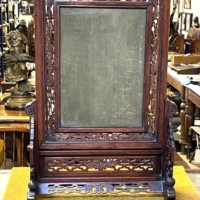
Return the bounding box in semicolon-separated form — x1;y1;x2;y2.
45;0;56;141
147;0;159;134
46;157;156;173
46;181;162;195
55;132;155;142
43;0;160;142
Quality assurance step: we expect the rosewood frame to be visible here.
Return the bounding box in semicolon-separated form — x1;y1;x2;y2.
26;0;176;199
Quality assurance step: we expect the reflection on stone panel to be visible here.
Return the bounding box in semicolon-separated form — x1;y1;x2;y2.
60;8;146;127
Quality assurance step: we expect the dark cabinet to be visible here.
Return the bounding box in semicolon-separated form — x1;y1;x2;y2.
26;0;177;199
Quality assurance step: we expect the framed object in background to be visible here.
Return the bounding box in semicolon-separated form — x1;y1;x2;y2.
20;0;34;15
179;12;193;32
184;0;191;9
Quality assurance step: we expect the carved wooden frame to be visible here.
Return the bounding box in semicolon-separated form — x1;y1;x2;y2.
39;0;160;146
26;0;176;199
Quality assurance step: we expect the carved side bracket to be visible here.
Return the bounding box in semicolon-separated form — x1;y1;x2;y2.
164;98;177;200
25;99;37;200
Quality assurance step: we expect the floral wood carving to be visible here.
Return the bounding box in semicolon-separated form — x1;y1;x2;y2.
44;0;159;142
46;181;162;194
45;0;56;140
147;0;159;134
55;132;154;141
46;157;156;173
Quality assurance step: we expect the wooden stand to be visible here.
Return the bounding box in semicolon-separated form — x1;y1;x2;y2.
26;1;176;200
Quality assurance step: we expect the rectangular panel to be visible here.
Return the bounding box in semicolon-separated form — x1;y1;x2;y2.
44;155;161;176
60;8;146;128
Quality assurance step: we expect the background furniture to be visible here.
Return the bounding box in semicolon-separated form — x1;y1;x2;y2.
189;126;200;163
169;34;185;54
0;105;29;168
167;68;188;153
26;0;176;199
185;85;200;159
179;12;193;33
167;66;200;159
0;0;19;79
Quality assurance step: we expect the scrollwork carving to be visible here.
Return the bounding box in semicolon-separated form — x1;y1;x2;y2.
147;0;159;134
25;100;37;200
25;101;35;116
55;132;155;141
45;0;56;140
46;181;161;195
44;0;160;142
46;157;156;173
34;178;163;196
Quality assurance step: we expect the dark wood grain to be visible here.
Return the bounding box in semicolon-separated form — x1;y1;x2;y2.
26;0;175;200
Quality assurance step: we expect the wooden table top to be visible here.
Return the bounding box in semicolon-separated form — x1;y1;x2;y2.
185;86;200;108
0;123;30;132
0;105;29;123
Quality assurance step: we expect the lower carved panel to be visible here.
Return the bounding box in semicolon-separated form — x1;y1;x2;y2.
45;156;160;176
37;181;163;195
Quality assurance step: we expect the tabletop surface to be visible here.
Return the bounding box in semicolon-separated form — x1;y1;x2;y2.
0;105;29;123
168;67;200;96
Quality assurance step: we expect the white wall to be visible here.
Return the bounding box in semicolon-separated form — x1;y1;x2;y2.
181;0;200;19
171;0;200;23
191;0;200;18
171;0;200;37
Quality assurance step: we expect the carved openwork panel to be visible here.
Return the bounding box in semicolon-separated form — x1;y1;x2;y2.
45;156;160;175
45;181;163;195
42;0;160;143
55;132;154;142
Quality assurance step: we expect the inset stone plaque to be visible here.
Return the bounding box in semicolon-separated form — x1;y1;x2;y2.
60;8;146;127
